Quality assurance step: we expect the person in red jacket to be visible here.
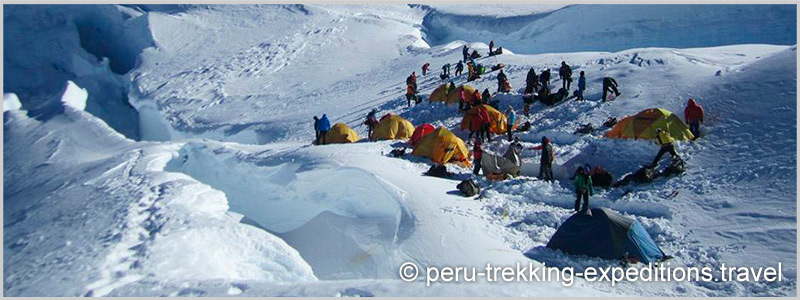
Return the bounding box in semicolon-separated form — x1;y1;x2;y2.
478;105;492;142
472;139;483;175
422;63;430;76
684;98;704;140
468;106;484;142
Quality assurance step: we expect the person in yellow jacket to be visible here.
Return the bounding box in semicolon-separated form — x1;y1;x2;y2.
650;128;681;167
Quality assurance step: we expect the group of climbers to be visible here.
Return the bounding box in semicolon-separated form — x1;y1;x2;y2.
308;40;708;219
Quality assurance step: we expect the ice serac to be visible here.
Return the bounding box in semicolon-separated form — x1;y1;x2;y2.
3;4;153;140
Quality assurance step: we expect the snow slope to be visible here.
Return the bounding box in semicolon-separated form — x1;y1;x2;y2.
421;4;796;54
3;4;797;297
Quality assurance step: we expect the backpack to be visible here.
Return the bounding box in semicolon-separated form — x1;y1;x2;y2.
389;147;407;157
457;179;480;197
634;166;656;183
425;164;451;178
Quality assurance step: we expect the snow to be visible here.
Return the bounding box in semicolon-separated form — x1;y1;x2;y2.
4;93;22;111
3;4;797;297
59;81;88;111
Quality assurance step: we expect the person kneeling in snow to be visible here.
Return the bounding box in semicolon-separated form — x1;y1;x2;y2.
574;166;593;213
650;128;681;167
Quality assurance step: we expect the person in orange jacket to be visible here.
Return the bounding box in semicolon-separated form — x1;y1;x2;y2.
684;98;704;139
406;84;416;107
472;89;483;106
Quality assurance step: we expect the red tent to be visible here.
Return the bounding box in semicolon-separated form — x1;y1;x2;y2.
409;123;435;146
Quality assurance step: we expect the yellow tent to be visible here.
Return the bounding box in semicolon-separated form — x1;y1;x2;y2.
445;85;478;105
430;83;452;103
460;104;509;134
325;123;360;144
411;127;471;167
372;114;415;140
606;108;694;141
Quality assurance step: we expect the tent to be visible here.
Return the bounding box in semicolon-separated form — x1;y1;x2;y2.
606;108;694;141
546;208;666;264
411;127;471;167
430;83;453;103
445;85;478;105
325;123;360;144
409;123;435;146
481;143;522;177
372;114;415;140
460;104;509;134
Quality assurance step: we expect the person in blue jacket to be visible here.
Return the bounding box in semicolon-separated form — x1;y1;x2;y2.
505;106;516;141
313;116;321;145
318;114;331;145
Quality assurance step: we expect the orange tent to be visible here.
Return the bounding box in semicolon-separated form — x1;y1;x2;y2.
410;123;435;146
460;104;509;134
411;127;471;167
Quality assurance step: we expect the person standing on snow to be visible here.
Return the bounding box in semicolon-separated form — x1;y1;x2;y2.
442;63;451;77
506;106;516;141
472;139;483;175
684;98;704;139
574;165;593;213
577;71;586;100
526;68;539;92
559;61;573;90
532;136;555;181
364;109;378;141
313;116;321;145
497;70;509;93
489;40;495;55
458;88;468;113
406;84;417;107
468;106;484;142
406;71;418;93
650;128;681;167
462;45;470;62
540;69;551;89
455;61;464;77
602;76;620;101
478;105;492;142
318;114;331;145
422;63;431;76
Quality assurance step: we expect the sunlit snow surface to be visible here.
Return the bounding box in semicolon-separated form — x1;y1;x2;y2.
3;4;797;297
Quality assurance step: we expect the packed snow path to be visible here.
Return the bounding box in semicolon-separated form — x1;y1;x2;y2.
4;4;797;297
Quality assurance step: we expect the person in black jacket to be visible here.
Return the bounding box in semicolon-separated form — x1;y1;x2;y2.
489;40;494;55
526;68;538;91
540;69;551;90
559;61;573;90
497;70;508;93
455;61;464;77
462;45;469;62
602;77;620;101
